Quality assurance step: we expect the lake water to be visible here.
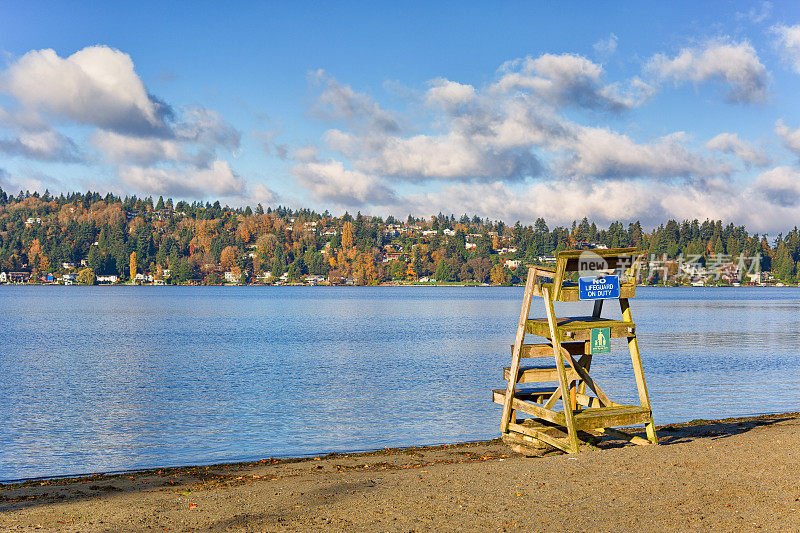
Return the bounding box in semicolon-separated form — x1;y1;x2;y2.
1;286;799;481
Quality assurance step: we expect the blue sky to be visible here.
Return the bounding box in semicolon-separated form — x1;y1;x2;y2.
2;1;800;231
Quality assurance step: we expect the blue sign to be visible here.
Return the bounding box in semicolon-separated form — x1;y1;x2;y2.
578;275;620;300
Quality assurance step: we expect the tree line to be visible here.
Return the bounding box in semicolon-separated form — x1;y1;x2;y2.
0;187;798;284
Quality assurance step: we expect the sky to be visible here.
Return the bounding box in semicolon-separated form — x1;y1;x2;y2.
1;1;800;232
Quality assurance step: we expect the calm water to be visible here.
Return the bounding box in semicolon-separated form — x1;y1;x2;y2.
1;286;799;481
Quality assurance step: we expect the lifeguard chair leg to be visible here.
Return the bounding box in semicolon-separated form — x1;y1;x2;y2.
500;267;537;433
619;298;658;445
543;287;579;452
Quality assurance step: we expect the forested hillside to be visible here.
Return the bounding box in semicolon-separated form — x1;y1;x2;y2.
1;188;798;284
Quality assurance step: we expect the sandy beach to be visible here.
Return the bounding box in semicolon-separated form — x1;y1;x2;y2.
1;413;799;532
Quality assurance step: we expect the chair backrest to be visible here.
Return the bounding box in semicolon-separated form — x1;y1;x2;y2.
550;247;641;301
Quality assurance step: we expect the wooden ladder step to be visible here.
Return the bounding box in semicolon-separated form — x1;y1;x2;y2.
493;388;557;405
526;317;636;342
503;366;578;383
510;342;588;358
572;405;652;431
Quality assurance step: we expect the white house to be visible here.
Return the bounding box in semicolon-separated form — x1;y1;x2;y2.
96;274;118;284
0;272;7;283
504;259;521;269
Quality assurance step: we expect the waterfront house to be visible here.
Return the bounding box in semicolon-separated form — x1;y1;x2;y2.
96;274;118;284
61;273;78;285
9;272;31;283
0;272;7;283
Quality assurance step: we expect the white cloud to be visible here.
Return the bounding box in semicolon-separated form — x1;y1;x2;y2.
1;46;170;135
92;131;192;166
593;33;619;58
775;119;800;157
556;127;730;179
772;24;800;72
753;166;800;206
290;159;394;205
425;79;477;114
495;53;645;112
118;160;245;198
647;40;768;103
309;69;400;133
706;132;770;167
174;106;240;150
0;129;83;162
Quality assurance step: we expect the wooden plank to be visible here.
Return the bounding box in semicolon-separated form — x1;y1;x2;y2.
504;395;565;426
504;366;578;383
501;432;552;455
559;347;613;407
492;388;557;405
572;405;652;431
508;424;571;453
526;317;635;342
555;247;638;260
543;286;579;452
551;259;567;302
594;427;653;446
575;392;606;408
500;267;537;433
513;342;588;358
620;298;658;445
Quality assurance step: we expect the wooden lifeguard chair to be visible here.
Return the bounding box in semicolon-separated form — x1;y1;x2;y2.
493;247;658;454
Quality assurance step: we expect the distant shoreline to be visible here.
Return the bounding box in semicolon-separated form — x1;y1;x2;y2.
0;283;796;288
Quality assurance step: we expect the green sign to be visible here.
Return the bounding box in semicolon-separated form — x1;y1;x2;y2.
590;327;611;354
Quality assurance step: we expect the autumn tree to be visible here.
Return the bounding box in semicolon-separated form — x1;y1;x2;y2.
220;245;237;270
77;268;96;285
130;251;137;281
342;221;354;249
490;263;508;285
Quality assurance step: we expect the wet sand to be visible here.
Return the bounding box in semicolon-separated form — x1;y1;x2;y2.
2;413;800;532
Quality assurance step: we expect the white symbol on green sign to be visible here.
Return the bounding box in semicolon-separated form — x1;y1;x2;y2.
591;327;611;354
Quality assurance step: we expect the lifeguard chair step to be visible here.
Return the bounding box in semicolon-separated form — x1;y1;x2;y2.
525;316;636;342
503;366;579;383
511;342;589;358
492;388;558;405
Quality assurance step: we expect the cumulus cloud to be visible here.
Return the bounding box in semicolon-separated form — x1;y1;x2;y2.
1;46;171;136
775;119;800;157
0;45;248;199
495;53;647;112
118;160;245;198
706;132;770;167
772;24;800;72
0;129;83;162
753;166;800;206
290;159;394;205
91;131;194;166
425;79;477;115
647;40;768;103
557;127;730;179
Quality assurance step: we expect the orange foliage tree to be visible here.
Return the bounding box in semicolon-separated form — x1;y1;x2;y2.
342;221;354;249
220;245;237;270
129;251;137;281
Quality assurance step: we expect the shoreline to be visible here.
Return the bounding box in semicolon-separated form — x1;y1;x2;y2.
3;411;800;531
2;410;798;485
